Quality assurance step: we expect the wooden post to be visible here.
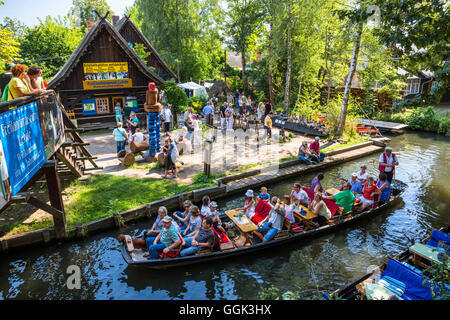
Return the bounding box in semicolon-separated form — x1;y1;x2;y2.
44;161;66;239
204;140;212;177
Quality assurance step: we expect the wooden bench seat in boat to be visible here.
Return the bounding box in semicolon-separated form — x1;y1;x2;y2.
195;248;212;255
274;231;290;240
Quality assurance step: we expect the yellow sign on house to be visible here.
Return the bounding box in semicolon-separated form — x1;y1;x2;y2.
83;62;128;74
82;62;132;90
83;79;133;90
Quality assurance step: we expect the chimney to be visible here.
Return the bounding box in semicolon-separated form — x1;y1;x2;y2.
86;18;95;31
112;15;120;25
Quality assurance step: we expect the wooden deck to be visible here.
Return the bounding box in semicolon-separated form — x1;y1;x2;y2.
358;118;408;132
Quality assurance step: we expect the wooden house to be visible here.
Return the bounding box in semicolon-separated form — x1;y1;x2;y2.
48;16;167;129
113;16;178;82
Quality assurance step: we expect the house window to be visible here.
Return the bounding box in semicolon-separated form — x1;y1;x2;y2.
96;98;110;113
406;79;420;95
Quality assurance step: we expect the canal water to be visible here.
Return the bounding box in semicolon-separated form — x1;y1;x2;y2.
0;132;448;300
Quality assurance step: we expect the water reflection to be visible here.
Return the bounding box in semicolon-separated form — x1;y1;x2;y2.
0;132;449;299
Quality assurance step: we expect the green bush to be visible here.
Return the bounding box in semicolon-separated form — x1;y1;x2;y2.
407;106;448;135
187;95;209;113
165;80;188;114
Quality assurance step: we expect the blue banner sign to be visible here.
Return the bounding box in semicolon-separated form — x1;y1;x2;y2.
0;102;47;195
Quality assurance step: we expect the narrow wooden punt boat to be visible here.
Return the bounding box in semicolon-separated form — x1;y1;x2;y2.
334;225;450;300
120;180;408;269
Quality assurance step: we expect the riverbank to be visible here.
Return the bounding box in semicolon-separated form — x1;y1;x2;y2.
0;139;384;253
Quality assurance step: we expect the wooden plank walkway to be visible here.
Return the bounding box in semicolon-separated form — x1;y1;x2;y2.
358;118;408;130
225;144;383;195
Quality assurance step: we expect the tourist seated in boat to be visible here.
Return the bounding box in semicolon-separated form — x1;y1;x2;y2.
308;192;332;226
142;206;170;244
182;205;202;237
324;182;355;214
259;187;270;202
173;200;193;230
236;189;256;220
282;195;295;224
208;201;227;234
349;173;363;195
253;197;286;242
298;141;319;165
309;137;326;162
356;165;368;183
179;216;215;257
310;173;325;194
357;177;381;212
147;216;183;260
201;195;211;218
117;206;180;252
376;173;391;205
291;183;309;206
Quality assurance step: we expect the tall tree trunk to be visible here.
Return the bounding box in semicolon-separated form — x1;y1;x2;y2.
295;78;302;108
242;47;247;93
175;0;181;82
283;0;292;112
335;22;363;138
268;7;274;105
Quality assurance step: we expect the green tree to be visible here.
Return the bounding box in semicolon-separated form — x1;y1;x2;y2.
0;28;20;68
0;17;27;39
224;0;264;93
165;80;188;114
133;43;154;71
19;16;83;79
0;3;21;67
71;0;114;32
374;0;450;104
136;0;222;82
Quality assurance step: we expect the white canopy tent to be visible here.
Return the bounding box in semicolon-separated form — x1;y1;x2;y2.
177;82;209;99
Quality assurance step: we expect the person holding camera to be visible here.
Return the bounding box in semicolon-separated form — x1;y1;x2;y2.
253;196;286;242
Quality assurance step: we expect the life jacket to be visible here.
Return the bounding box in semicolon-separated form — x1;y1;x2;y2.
379;152;396;173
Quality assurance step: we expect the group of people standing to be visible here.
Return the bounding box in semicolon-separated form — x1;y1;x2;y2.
0;63;47;101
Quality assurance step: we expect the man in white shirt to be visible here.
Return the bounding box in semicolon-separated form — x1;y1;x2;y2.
161;103;172;135
378;146;399;183
254;197;286;242
291;183;309;206
356;165;368;183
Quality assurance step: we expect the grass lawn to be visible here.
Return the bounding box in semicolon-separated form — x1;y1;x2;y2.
321;135;370;153
2;135;371;237
3;174;215;236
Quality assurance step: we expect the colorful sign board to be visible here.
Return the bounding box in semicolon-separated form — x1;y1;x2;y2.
83;62;128;74
83;62;131;90
83;79;132;90
82;99;97;115
0;102;47;196
126;96;139;112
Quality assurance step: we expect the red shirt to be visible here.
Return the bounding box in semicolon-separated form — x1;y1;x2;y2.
309;141;320;154
363;182;379;200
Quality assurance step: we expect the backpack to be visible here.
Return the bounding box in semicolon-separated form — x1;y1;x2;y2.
1;83;9;102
